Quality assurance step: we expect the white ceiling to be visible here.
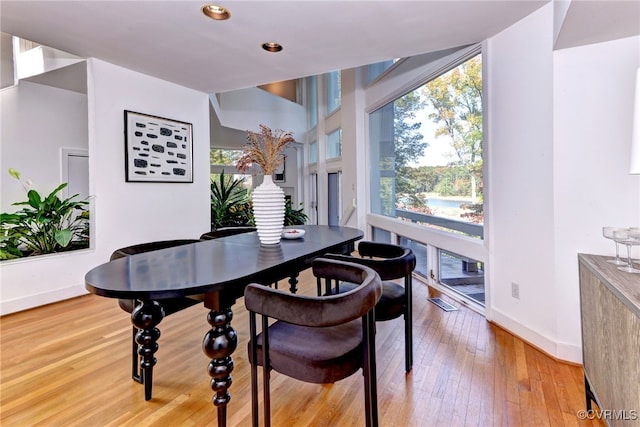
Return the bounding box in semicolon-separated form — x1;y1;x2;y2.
1;0;549;94
554;0;640;49
1;1;638;95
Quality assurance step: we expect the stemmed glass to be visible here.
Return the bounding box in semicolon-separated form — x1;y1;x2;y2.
602;227;628;265
613;228;640;273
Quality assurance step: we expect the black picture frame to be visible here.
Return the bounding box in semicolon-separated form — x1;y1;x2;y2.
124;110;193;183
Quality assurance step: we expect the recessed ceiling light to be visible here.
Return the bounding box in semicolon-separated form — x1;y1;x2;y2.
262;42;283;53
202;4;231;21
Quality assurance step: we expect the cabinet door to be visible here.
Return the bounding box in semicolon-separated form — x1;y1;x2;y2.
579;262;640;427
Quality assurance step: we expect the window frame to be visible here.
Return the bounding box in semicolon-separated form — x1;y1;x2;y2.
364;44;487;312
307;76;318;130
325;70;341;116
326;128;342;160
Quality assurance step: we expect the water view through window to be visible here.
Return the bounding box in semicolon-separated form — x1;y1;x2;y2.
369;54;483;238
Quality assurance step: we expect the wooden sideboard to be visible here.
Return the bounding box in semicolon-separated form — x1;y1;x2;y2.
578;254;640;426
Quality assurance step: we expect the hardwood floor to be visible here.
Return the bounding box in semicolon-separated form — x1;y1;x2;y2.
1;270;604;426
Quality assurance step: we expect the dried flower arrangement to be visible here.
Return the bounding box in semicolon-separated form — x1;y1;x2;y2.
236;124;295;175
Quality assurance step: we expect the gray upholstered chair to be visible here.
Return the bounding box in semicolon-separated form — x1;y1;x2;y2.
111;239;201;399
321;241;417;372
245;258;383;427
199;226;256;240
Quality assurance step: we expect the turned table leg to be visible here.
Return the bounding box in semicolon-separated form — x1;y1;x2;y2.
288;272;299;294
131;300;164;401
203;292;238;427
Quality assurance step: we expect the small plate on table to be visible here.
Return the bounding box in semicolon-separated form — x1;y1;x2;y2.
282;229;305;239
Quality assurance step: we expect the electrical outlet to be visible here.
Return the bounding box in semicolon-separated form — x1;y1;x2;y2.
511;282;520;300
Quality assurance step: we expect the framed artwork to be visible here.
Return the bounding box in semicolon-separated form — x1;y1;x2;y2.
124;110;193;183
274;157;285;183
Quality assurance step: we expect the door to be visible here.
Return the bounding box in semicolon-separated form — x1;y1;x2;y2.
327;172;341;226
62;148;89;200
310;173;318;225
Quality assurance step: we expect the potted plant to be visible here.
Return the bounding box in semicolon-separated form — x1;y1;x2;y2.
236;125;295;244
284;199;309;226
210;171;252;229
236;124;295;177
0;169;90;260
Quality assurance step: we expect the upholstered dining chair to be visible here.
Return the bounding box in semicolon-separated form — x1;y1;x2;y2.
199;226;256;240
244;258;383;427
110;239;201;399
321;241;417;373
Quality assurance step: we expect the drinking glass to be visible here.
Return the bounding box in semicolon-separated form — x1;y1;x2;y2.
602;227;627;265
613;229;640;273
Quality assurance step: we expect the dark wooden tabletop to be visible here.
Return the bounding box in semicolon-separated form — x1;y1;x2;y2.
85;225;363;300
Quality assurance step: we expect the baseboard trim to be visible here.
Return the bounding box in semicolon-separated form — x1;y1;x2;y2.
490;308;582;365
0;285;88;316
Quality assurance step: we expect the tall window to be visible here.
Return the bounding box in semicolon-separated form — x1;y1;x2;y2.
368;59;397;83
369;54;483;238
307;76;317;129
210;148;242;166
309;140;318;164
327;128;342;159
210;148;254;188
326;71;341;115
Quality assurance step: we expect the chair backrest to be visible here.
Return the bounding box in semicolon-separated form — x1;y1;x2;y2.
199;226;256;240
324;241;416;281
244;258;382;327
110;239;199;261
111;239;201;313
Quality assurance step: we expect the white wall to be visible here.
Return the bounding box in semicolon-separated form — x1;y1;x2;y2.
0;81;91;315
88;58;210;256
553;35;640;360
217;87;306;139
0;58;210;315
339;67;366;228
486;5;558;354
1;33;15;89
487;5;640;362
1;81;88;211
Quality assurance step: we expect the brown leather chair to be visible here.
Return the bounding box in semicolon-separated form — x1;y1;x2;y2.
111;239;201;400
245;258;382;427
322;241;416;372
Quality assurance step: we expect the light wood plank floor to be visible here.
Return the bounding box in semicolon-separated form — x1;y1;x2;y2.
1;270;604;426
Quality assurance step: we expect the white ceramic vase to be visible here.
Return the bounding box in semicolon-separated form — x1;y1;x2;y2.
252;175;285;245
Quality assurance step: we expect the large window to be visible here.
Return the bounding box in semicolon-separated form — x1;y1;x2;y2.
327;128;342;159
369;54;483;238
210;148;254;189
367;59;398;83
309;140;318;164
439;249;485;304
307;76;317;129
325;71;341;115
210;148;242;166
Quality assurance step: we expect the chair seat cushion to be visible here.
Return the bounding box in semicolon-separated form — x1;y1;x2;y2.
332;281;405;321
249;319;363;384
118;295;203;315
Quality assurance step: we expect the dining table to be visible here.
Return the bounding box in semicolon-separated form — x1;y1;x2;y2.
84;225;363;427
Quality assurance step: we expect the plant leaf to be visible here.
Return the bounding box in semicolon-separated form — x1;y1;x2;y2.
54;229;72;247
27;190;42;209
45;183;67;205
